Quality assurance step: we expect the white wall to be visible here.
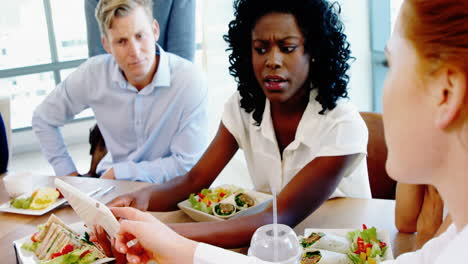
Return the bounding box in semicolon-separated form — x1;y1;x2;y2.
11;119;95;154
201;0;252;189
338;0;373;111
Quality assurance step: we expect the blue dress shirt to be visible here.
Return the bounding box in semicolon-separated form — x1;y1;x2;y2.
32;46;209;183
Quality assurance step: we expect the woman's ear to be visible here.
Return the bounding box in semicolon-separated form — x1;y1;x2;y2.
434;66;467;129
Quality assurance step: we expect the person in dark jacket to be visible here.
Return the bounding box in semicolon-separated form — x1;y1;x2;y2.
0;113;9;174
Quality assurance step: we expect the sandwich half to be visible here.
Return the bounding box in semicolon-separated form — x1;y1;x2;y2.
22;214;107;264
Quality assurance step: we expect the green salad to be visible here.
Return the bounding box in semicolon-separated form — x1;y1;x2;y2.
346;225;387;264
188;186;243;215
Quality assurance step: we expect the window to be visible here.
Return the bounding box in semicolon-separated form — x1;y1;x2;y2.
0;1;51;70
369;0;405;112
391;0;404;30
0;0;88;130
0;72;55;129
197;0;238;138
50;0;89;61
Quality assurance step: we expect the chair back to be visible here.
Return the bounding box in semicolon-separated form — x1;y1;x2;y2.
360;112;397;199
87;124;107;177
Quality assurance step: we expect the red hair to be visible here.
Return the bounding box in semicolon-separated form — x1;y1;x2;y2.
403;0;468;71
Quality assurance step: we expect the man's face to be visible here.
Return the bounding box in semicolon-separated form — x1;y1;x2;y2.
102;6;159;88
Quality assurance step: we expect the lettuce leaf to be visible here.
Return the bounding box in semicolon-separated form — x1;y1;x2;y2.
21;241;40;252
188;193;211;214
347;252;364;264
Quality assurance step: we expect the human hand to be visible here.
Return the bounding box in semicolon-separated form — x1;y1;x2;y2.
416;185;444;235
67;171;80;176
107;190;151;211
112;207;198;264
90;225;127;264
100;168;116;180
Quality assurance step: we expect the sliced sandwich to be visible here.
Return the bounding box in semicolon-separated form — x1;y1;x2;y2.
22;214;108;264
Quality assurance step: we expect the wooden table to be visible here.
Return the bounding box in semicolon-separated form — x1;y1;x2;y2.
0;176;414;263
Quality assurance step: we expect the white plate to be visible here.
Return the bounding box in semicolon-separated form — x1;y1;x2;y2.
13;222;114;264
0;197;66;216
0;187;102;216
178;188;273;222
303;228;394;261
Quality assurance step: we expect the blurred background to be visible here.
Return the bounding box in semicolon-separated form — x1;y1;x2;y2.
0;0;403;184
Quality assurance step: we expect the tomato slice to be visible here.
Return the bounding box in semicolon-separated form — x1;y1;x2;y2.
56;188;64;198
61;244;74;255
30;232;39;243
80;250;91;259
51;252;62;259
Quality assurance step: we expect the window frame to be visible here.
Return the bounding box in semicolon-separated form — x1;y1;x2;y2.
369;0;391;112
0;0;88;132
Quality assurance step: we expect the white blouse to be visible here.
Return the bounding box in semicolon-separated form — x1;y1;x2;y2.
221;91;371;198
383;224;468;264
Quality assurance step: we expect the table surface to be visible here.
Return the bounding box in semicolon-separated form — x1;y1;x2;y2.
0;176;415;263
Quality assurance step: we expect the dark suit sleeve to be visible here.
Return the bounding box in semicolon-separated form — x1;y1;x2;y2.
0;113;9;174
166;0;196;61
85;0;107;57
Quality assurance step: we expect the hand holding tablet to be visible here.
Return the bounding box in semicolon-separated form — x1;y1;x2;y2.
55;179;120;238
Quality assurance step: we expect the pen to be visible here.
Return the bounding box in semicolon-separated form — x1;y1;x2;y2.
94;186;116;199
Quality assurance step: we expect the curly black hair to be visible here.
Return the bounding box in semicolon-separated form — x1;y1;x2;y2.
224;0;353;125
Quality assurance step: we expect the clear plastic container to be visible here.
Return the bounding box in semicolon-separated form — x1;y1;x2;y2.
248;224;302;264
3;172;37;198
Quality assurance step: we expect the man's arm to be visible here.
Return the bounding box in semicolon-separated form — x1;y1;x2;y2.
166;0;196;61
32;66;91;176
108;104;209;182
108;100;207;182
168;154;360;248
32;103;80;176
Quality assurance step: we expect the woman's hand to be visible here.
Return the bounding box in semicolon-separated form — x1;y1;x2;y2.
90;225;128;264
112;207;198;264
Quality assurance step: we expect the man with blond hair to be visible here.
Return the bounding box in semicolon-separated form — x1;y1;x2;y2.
32;0;208;183
85;0;196;61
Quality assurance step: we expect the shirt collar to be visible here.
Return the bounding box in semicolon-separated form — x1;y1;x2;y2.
254;89;321;149
111;44;171;94
255;98;276;143
299;89;321;148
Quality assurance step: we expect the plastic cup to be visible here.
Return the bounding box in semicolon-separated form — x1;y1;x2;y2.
248;224;302;264
3;172;39;198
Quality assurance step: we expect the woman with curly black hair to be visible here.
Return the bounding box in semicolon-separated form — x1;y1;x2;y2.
224;0;353;123
105;0;370;261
